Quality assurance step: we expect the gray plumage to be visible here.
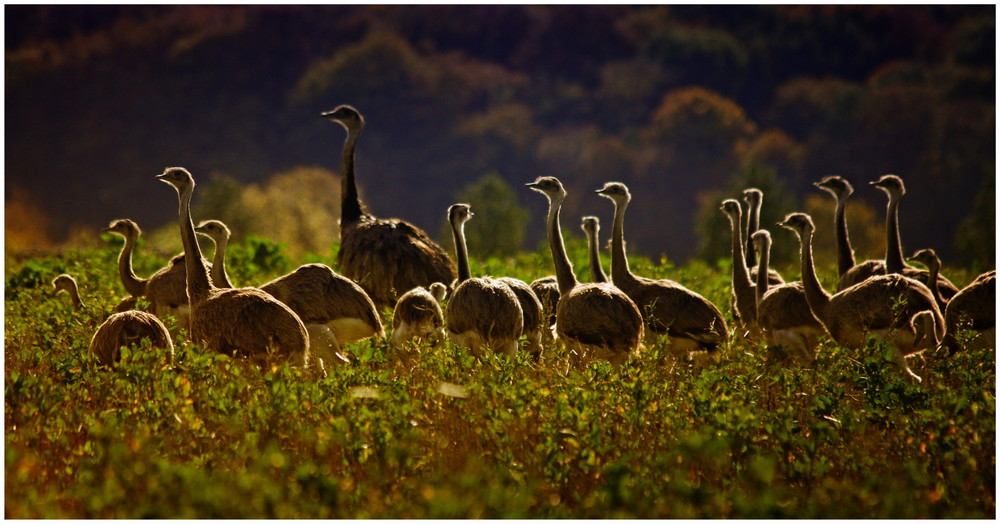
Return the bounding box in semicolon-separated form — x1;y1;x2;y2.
940;270;995;354
597;181;727;354
195;218;383;370
497;276;545;358
751;230;824;361
392;284;446;346
444;203;523;358
836;175;959;299
530;275;559;329
89;310;173;366
322;104;456;309
780;212;944;381
527;177;644;364
157;167;309;368
907;249;995;354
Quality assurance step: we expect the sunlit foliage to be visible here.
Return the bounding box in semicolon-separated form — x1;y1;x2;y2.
4;233;993;518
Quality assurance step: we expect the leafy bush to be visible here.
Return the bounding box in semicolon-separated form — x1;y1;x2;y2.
4;239;995;518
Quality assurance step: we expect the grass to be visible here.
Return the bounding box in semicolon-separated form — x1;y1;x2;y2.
4;236;995;518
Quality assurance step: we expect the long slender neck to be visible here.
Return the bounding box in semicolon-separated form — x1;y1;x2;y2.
797;229;831;322
117;233;147;297
728;211;753;299
451;219;472;283
177;185;212;304
609;199;638;287
755;239;770;306
340;126;366;230
884;193;905;273
67;284;84;310
925;258;945;308
585;228;608;283
546;197;579;296
833;195;856;277
745;201;759;268
207;235;234;289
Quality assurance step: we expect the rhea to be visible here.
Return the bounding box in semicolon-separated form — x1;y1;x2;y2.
194;219;383;373
392;282;447;347
742;188;784;286
322;105;456;309
836;175;958;298
597;181;727;355
157;167;309;369
720;199;758;338
779;212;943;381
102;218;202;329
751;230;824;362
907;249;995;354
52;273;173;366
581;216;609;283
526;176;644;365
444;203;524;358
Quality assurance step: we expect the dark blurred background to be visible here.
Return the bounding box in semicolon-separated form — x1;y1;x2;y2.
5;5;995;269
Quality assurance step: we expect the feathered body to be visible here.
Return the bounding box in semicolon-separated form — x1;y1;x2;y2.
447;277;524;357
444;204;524;357
527;177;644;365
497;276;545;357
941;270;995;354
392;284;446;346
781;212;943;380
530;275;560;328
322;104;456;309
598;181;727;354
195;219;382;369
89;310;174;366
158;167;309;368
836;175;958;298
751;230;824;361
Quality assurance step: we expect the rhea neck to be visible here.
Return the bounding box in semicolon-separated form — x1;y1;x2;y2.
115;229;147;297
450;216;472;283
920;257;946;309
585;225;608;283
544;193;579;296
727;209;753;297
340;122;368;231
205;232;234;289
883;189;906;274
795;226;831;321
744;198;760;269
608;195;638;287
754;236;771;306
832;190;856;277
175;181;213;304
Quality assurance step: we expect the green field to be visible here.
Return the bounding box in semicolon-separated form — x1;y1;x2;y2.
4;237;995;518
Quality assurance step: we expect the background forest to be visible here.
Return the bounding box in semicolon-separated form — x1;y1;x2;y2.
5;5;995;269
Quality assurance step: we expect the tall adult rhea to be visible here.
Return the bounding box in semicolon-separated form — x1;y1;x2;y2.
321;105;456;309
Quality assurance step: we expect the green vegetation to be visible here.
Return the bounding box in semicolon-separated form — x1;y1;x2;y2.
5;236;994;518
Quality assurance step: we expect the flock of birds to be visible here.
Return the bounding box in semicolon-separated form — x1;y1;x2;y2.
51;105;995;381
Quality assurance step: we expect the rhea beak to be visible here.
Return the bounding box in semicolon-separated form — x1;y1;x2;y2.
524;182;537;189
